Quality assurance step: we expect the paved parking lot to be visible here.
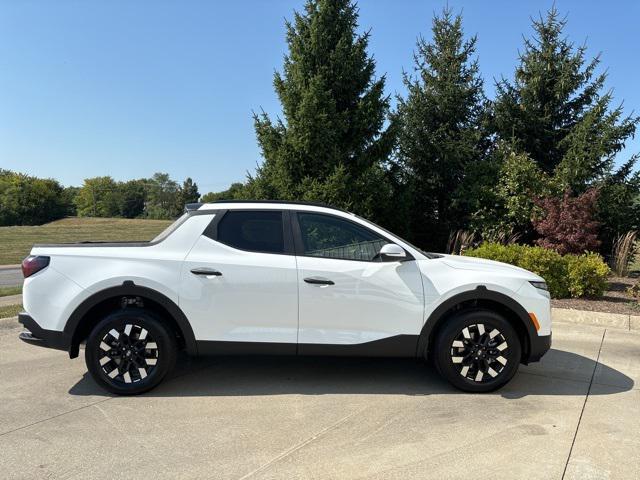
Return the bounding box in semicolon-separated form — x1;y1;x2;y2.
1;317;638;479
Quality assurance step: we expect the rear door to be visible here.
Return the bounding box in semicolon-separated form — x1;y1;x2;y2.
293;211;424;353
180;209;298;348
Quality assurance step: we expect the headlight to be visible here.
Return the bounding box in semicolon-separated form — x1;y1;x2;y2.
530;281;548;292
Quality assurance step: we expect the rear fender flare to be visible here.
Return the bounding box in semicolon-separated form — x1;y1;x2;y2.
64;282;198;356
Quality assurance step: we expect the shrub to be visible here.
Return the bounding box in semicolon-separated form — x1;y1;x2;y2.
465;243;524;267
518;246;569;298
464;243;609;299
566;253;610;297
533;189;601;255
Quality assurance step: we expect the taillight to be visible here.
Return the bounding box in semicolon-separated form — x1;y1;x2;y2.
22;255;50;278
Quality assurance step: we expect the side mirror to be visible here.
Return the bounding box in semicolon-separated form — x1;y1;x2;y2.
379;243;406;260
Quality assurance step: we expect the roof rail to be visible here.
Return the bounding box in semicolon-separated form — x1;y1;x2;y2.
204;199;351;213
184;202;203;211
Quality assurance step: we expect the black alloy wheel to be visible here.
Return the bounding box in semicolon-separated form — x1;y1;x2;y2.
85;308;176;395
433;309;521;393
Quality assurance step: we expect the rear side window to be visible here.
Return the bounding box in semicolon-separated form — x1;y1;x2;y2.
216;210;284;254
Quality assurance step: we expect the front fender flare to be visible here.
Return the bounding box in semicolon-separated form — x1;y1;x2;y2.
417;286;536;361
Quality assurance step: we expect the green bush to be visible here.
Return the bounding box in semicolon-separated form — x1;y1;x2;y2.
566;253;610;297
464;243;609;298
518;246;569;298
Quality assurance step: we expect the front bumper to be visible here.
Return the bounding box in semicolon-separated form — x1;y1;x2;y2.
18;312;71;352
526;332;552;363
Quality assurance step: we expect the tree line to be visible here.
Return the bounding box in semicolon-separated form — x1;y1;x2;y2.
0;170;199;224
2;1;639;259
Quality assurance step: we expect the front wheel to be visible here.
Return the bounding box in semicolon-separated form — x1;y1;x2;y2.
433;309;521;393
85;308;177;395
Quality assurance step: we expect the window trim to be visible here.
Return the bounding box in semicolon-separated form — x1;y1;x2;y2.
203;209;295;256
291;210;414;263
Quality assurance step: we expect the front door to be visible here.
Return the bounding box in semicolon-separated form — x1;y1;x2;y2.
293;211;424;353
180;209;298;348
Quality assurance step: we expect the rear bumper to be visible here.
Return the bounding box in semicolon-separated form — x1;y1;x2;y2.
526;332;552;363
18;312;71;352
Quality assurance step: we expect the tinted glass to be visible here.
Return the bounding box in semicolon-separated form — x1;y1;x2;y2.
217;211;284;254
297;213;387;261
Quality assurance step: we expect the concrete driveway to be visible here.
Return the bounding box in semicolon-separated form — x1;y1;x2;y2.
0;318;638;480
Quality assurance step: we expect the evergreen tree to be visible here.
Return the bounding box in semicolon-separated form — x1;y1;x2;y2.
248;0;394;219
393;8;488;250
493;7;638;191
178;177;200;207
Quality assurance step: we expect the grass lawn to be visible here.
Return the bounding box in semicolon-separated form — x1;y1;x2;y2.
0;286;22;297
0;217;171;265
0;304;22;319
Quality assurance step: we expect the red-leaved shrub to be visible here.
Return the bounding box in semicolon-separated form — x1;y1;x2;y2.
533;189;601;255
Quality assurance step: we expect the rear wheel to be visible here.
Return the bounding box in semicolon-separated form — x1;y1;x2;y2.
85;308;176;395
433;309;521;393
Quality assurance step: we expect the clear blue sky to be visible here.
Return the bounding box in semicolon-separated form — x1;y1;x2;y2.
1;0;638;193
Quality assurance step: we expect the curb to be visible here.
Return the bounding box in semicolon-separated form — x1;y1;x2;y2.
552;307;640;331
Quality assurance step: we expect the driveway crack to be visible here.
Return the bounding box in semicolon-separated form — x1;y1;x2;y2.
561;329;606;479
237;406;366;480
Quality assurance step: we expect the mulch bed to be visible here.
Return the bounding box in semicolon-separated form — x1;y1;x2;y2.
552;276;640;315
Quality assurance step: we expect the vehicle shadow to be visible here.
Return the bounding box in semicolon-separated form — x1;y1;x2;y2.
68;348;634;398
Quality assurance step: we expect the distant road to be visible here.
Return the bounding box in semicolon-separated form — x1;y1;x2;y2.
0;267;22;287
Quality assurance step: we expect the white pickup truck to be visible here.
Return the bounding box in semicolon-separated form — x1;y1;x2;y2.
19;201;551;395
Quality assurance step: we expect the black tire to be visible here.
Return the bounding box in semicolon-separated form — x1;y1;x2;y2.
85;308;177;395
433;309;521;393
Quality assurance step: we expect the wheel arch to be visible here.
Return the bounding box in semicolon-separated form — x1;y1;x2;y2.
418;286;536;363
64;281;198;358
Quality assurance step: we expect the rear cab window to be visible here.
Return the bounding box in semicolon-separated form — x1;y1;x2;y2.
215;210;285;254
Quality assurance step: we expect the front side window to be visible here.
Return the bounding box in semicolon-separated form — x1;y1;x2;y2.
297;212;387;261
217;210;284;254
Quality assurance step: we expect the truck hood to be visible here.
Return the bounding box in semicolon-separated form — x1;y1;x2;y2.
438;254;544;281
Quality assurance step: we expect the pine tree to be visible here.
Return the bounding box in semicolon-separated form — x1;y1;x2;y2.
493;7;638;190
179;177;200;206
393;8;488;250
248;0;394;218
493;7;639;249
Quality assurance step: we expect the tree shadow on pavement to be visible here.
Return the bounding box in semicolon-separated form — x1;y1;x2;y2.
68;347;634;398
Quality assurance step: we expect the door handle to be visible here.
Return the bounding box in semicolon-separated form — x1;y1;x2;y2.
304;276;334;286
190;267;222;276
